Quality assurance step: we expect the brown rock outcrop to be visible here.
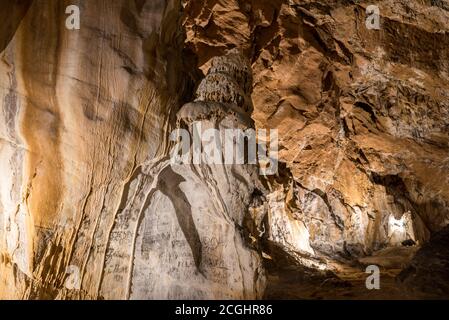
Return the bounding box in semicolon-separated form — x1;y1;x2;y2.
1;0;449;299
183;0;449;260
0;0;196;299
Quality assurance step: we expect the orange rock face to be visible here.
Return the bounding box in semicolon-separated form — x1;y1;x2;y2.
1;0;449;299
184;0;449;256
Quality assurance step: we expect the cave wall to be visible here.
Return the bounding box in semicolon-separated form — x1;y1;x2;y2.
0;0;185;299
1;0;449;299
0;0;265;299
183;0;449;258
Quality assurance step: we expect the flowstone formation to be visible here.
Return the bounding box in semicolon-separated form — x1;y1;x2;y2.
131;49;266;299
194;49;254;113
0;0;196;300
2;0;449;301
179;49;254;124
0;2;265;300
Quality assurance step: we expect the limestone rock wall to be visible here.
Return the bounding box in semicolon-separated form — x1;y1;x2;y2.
0;0;183;299
1;0;449;299
183;0;449;260
0;0;265;299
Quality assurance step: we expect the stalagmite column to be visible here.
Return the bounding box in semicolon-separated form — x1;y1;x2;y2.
124;49;266;299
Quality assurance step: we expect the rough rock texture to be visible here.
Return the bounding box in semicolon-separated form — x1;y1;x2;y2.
0;0;192;299
0;0;264;299
1;0;449;299
195;49;254;112
134;49;265;299
183;0;449;260
398;224;449;298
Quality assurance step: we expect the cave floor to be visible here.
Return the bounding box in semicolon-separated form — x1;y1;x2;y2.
263;264;424;300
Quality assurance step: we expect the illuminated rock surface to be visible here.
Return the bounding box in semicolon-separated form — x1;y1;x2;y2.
1;0;449;299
